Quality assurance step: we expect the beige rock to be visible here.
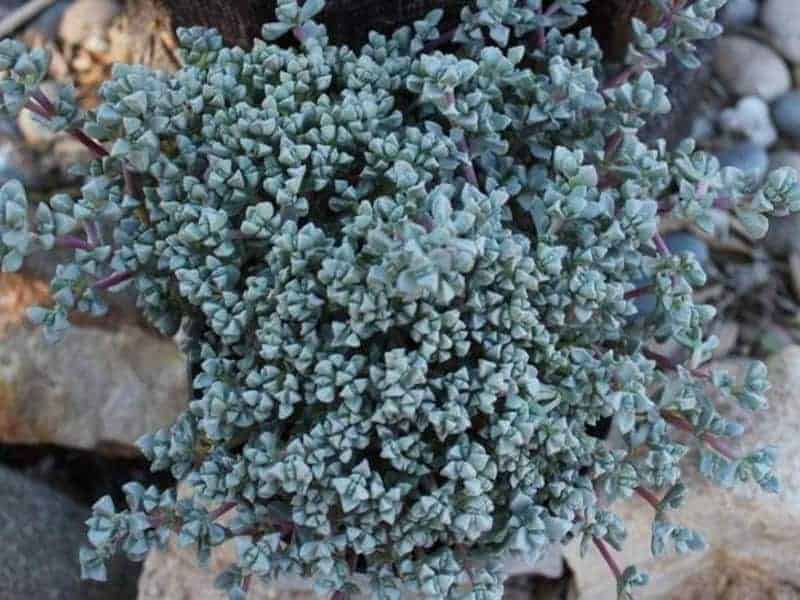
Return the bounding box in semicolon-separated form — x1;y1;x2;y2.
714;36;792;101
566;346;800;599
762;0;800;64
59;0;121;46
0;319;187;455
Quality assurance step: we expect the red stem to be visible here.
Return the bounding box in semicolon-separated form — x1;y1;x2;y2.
209;501;237;520
592;536;622;580
624;284;654;300
634;486;661;510
661;412;738;461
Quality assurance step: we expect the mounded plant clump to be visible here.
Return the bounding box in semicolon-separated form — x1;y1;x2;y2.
0;0;796;598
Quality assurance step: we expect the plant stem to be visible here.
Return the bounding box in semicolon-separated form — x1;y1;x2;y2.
93;270;133;290
634;486;661;510
653;232;671;256
424;28;455;53
661;411;738;461
624;284;654;300
56;235;92;251
209;501;238;520
592;536;622;580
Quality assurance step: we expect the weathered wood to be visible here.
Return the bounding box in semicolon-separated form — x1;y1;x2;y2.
159;0;466;48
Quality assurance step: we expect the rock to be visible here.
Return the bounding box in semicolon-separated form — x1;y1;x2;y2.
771;91;800;141
719;96;778;147
59;0;120;46
566;346;800;599
138;536;563;599
719;0;759;27
0;312;187;455
24;0;70;41
762;0;800;64
769;150;800;171
717;141;769;182
0;464;139;599
714;36;791;101
664;231;710;264
764;212;800;258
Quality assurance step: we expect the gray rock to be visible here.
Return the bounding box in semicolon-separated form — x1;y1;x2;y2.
26;0;70;40
762;0;800;63
566;346;800;599
720;0;759;27
0;320;187;455
664;231;710;264
714;36;791;101
0;465;139;599
719;96;777;147
764;213;800;257
717;141;769;181
771;91;800;140
769;149;800;171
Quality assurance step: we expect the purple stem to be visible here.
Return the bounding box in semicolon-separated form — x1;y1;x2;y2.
653;232;671;256
424;28;456;53
56;236;92;251
93;270;133;290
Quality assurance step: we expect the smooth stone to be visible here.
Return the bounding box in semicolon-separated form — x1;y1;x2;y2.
714;36;791;101
0;465;139;599
717;141;769;182
771;91;800;140
59;0;120;45
719;96;778;147
0;306;187;455
769;150;800;171
762;0;800;63
567;346;800;599
720;0;759;27
664;231;710;264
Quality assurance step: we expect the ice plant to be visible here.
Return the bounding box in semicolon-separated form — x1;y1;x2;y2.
0;0;796;598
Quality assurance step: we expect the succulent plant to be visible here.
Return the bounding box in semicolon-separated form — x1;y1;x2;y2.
0;0;796;598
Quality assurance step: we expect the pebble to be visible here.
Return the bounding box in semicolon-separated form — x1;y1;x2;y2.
720;0;759;27
771;91;800;141
719;96;778;147
717;141;769;182
762;0;800;63
664;231;710;264
714;35;791;101
769;150;800;171
58;0;120;45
